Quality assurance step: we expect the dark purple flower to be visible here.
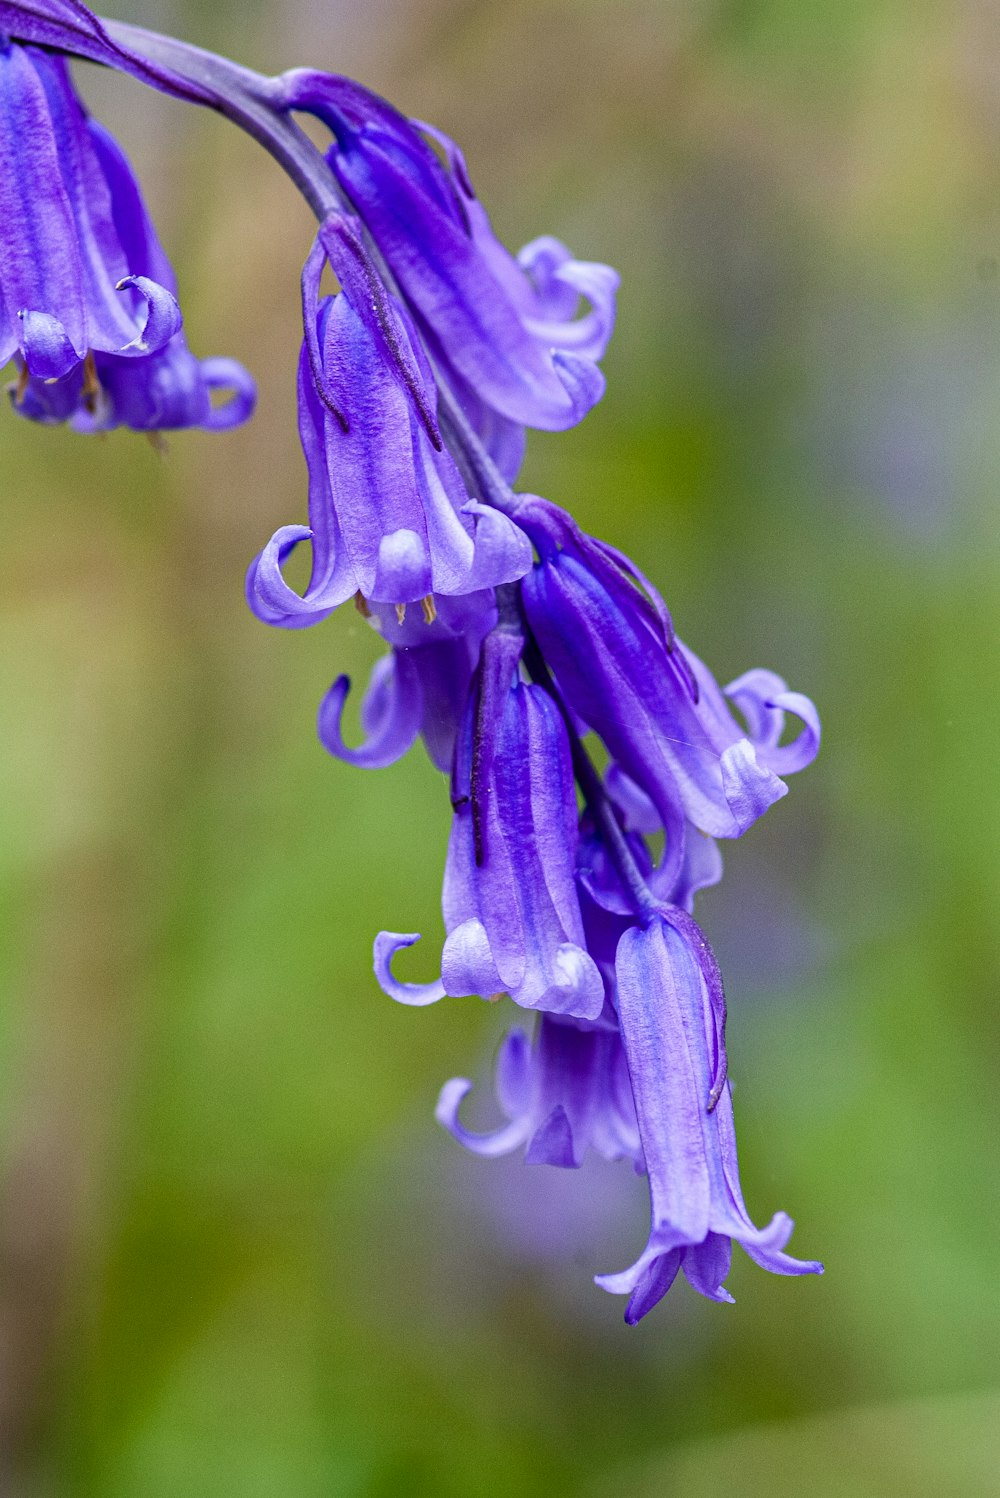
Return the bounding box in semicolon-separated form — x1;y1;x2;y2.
437;1015;640;1168
595;913;822;1322
518;499;820;890
375;627;605;1021
1;41;253;431
247;215;531;625
278;71;618;436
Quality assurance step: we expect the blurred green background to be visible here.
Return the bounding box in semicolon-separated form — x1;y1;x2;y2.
1;0;999;1493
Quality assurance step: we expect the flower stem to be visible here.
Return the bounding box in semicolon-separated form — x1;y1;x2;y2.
102;20;345;221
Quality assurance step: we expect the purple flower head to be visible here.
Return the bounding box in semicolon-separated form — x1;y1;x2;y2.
437;1015;641;1169
518;498;820;891
375;624;605;1021
1;42;253;431
278;71;618;437
595;913;822;1323
318;592;496;774
246;213;532;627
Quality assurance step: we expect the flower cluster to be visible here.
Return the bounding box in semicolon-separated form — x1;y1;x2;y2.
1;1;823;1322
0;31;254;431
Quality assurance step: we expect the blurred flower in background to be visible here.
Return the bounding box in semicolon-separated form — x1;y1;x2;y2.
0;0;998;1494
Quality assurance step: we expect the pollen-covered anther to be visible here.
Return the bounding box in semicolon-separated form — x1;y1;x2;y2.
12;363;28;407
395;603;407;625
421;594;436;625
81;349;100;414
353;591;372;619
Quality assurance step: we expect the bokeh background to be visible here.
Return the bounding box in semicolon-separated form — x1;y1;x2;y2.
1;0;998;1493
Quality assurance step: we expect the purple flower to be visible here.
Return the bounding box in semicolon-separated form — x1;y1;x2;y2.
375;626;605;1021
595;913;822;1322
437;1015;640;1168
318;593;495;773
518;499;820;889
1;41;253;431
279;71;618;436
0;0;827;1332
247;215;532;625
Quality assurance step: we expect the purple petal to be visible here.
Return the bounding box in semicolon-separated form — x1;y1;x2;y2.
435;1076;532;1157
246;524;346;628
17;309;79;378
318;659;422;770
726;670;822;776
373;931;446;1006
441;916;508;998
719;738;788;834
682;1233;735;1303
113;273;181;355
494;1028;533;1116
199;357;257;431
525;1105;579;1168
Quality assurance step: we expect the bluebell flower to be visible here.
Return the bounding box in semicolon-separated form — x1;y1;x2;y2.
247;215;532;625
517;497;820;889
279;72;618;439
375;625;605;1021
0;41;254;431
0;2;825;1326
437;1015;640;1168
595;912;823;1322
318;592;496;773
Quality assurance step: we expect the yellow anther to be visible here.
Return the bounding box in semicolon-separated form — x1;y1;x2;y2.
395;603;407;625
13;363;28;407
354;591;372;619
421;594;437;625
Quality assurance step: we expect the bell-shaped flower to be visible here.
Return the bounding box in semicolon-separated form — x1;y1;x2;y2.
518;498;820;890
247;214;532;628
436;1014;641;1168
278;71;618;434
0;42;253;431
374;626;605;1021
595;913;822;1323
318;593;495;774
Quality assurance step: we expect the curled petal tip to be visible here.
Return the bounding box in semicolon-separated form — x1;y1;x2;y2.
434;1075;473;1129
435;1074;532;1157
373;930;446;1006
115;275;183;356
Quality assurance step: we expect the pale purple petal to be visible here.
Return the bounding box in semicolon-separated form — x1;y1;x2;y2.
373;931;446;1006
318;659;422;770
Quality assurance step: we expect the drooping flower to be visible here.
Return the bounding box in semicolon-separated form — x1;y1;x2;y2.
0;40;254;431
437;1015;640;1168
595;914;822;1322
247;214;532;626
375;624;605;1021
518;497;820;890
0;3;824;1327
277;71;619;438
318;592;496;773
